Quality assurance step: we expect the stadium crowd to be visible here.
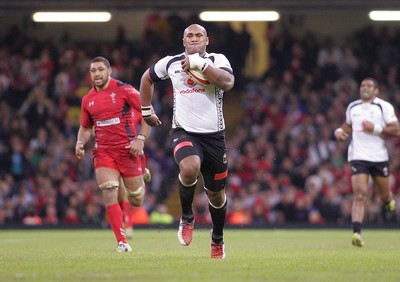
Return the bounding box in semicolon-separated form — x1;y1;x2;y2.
0;14;399;227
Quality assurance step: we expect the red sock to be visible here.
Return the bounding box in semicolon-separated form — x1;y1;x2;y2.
106;203;126;243
120;199;133;228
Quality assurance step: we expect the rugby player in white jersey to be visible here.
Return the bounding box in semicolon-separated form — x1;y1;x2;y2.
139;24;234;259
334;77;399;247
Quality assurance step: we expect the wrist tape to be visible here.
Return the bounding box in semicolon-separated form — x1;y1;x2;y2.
141;106;151;118
373;124;383;135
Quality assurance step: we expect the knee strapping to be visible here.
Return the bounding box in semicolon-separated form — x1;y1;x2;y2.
354;191;367;202
178;174;198;187
208;193;227;209
126;186;145;199
98;180;119;191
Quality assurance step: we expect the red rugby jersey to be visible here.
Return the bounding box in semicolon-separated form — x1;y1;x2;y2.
81;78;142;148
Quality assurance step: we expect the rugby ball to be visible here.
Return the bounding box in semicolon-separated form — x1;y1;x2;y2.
186;68;210;86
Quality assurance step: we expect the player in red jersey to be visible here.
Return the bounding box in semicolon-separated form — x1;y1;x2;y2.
75;56;151;252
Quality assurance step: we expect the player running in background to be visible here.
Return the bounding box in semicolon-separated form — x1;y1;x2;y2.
334;77;399;247
75;56;151;252
139;24;235;259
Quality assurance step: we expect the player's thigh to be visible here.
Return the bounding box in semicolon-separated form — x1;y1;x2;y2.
170;128;203;165
95;167;120;185
201;158;228;192
373;175;391;196
370;161;390;196
201;139;228;191
118;176;126;200
122;175;144;192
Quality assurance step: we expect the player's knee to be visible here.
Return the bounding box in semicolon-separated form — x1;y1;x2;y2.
353;192;367;202
98;180;119;191
179;167;200;183
206;189;226;208
180;159;200;180
126;186;145;207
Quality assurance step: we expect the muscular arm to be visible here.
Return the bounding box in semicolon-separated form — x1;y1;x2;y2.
139;69;161;127
202;66;235;92
75;126;92;159
76;126;92;145
381;121;400;137
334;122;352;141
126;119;152;155
361;120;400;137
140;69;155;107
139;119;151;138
182;55;235;91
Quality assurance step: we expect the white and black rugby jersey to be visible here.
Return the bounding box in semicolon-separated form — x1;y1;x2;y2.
345;97;398;162
149;52;233;133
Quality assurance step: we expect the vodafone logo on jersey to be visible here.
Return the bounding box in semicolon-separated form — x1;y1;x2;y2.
182;77;207;94
179;88;206;95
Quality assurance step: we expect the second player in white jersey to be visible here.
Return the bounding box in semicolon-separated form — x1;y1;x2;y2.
345;97;398;162
334;77;399;248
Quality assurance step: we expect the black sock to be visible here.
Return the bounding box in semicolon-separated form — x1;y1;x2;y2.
352;221;362;234
178;178;196;222
209;199;227;244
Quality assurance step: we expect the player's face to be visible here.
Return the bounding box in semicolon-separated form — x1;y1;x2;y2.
183;26;209;55
359;79;378;101
90;62;111;90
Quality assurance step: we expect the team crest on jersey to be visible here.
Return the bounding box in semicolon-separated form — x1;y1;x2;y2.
183;76;197;88
222;153;227;164
110;92;116;103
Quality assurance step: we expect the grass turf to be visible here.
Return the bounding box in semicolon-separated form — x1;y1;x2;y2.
0;229;399;282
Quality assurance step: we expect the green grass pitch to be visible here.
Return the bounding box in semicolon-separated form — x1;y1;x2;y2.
0;228;399;281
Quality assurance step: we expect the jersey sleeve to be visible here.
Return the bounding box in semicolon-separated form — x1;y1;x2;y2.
383;101;398;124
345;104;352;125
125;85;142;113
212;53;233;74
80;96;93;127
151;55;173;81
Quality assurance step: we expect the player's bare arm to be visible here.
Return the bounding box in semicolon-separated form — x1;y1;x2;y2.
75;126;92;159
125;137;144;156
385;121;400;137
203;67;235;91
334;123;351;141
361;120;400;137
140;69;162;127
183;54;234;91
125;119;151;155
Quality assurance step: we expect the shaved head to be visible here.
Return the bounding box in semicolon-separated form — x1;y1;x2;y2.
183;24;207;37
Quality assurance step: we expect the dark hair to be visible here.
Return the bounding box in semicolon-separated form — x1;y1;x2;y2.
363;77;379;89
91;56;111;68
